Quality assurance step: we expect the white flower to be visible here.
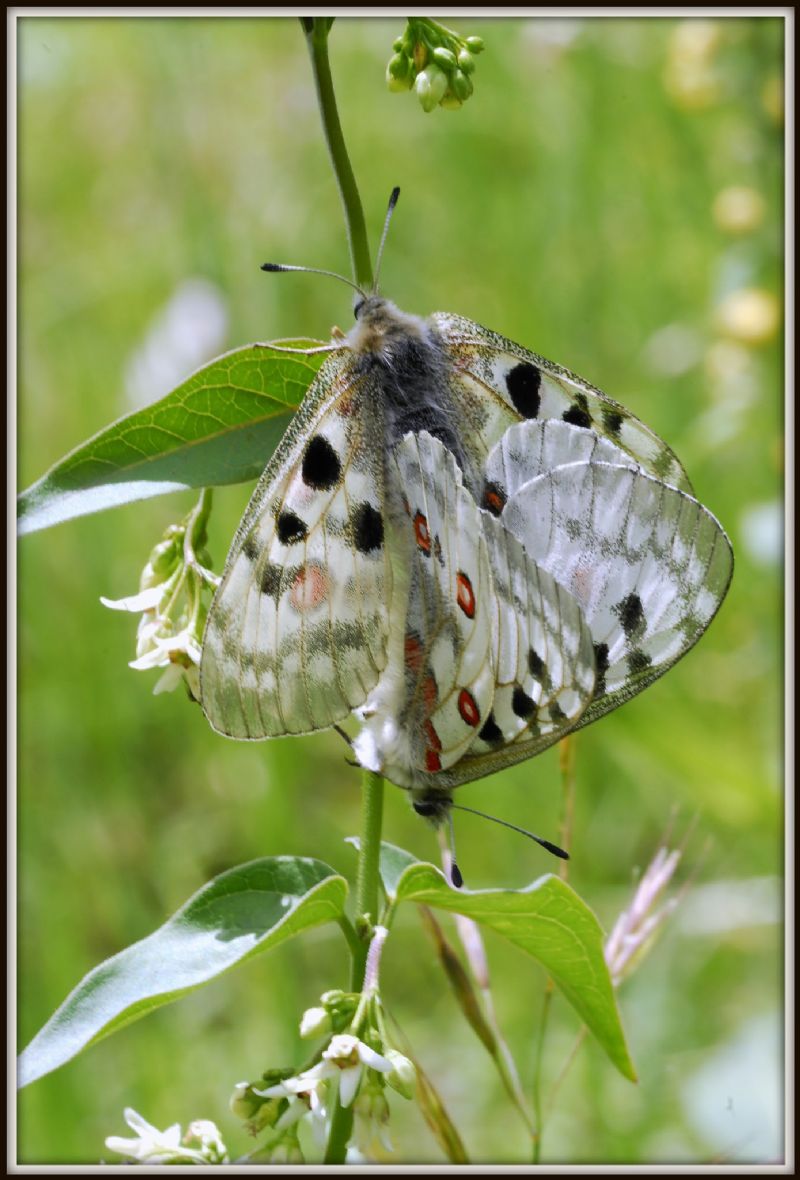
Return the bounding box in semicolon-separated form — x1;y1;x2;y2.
104;1107;227;1164
320;1034;393;1108
255;1071;331;1149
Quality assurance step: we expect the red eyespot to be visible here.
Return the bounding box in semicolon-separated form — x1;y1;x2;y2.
457;688;480;727
456;571;476;618
414;512;431;553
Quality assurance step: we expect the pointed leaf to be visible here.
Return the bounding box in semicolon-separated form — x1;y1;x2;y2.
18;856;347;1088
18;341;329;535
393;860;636;1082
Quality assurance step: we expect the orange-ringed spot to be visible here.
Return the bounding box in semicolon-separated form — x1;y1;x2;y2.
413;512;431;553
457;688;480;727
456;571;476;618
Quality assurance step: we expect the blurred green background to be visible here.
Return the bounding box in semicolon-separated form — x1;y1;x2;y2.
17;16;784;1166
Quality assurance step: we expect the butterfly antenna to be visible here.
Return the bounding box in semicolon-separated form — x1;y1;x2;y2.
261;261;367;300
450;803;569;861
372;186;400;294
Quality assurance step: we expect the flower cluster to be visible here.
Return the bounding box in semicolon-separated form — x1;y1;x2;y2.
386;18;484;112
101;491;217;700
104;1107;228;1164
230;984;416;1163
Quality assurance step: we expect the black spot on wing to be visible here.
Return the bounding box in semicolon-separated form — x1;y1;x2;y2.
602;408;624;435
562;393;593;430
302;435;342;490
259;562;283;598
277;510;308;544
506;362;541;419
512;685;537;719
242;535;259;562
616;592;645;639
352;503;384;553
628;648;652;674
478;712;503;744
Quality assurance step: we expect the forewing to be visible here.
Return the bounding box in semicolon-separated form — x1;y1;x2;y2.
201;352;392;738
501;460;734;728
431;311;692;493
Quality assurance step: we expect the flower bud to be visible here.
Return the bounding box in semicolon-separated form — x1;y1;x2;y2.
384;1049;416;1099
299;1005;331;1039
388;52;409;79
392;36;404;52
440;93;463;111
412;40;428;71
415;64;448;112
457;49;475;74
432;46;457;71
451;69;473;102
465;36;485;53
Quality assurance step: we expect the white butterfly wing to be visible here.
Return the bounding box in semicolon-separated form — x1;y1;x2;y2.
201;354;392;738
501;460;734;727
444;510;596;787
431;311;692;494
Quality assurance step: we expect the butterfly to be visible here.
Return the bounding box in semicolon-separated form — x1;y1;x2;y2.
199;261;733;825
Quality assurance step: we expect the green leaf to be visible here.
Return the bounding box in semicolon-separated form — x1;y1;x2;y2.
17;341;329;535
391;857;636;1083
18;856;347;1088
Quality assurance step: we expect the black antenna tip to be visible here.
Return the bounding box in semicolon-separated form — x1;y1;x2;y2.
450;861;464;889
539;839;570;861
261;262;286;272
388;186;400;209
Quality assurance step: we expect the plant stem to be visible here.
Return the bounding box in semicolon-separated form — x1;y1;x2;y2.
300;19;385;1162
303;18;374;290
352;770;385;985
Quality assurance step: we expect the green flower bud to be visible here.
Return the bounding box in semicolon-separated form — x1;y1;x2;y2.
392;36;404;52
140;537;180;589
451;69;473;102
457;48;475;74
440;93;463;111
415;64;448;113
384;1049;417;1099
388;52;409;79
432;46;457;71
465;35;485;53
386;63;412;93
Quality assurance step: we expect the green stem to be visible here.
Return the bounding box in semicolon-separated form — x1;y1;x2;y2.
303;18;374;290
352;771;385;977
300;19;385;1162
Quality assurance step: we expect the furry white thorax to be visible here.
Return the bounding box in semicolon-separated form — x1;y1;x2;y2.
344;297;433;360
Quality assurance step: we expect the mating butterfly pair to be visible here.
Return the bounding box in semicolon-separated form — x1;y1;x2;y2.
199;286;733;824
